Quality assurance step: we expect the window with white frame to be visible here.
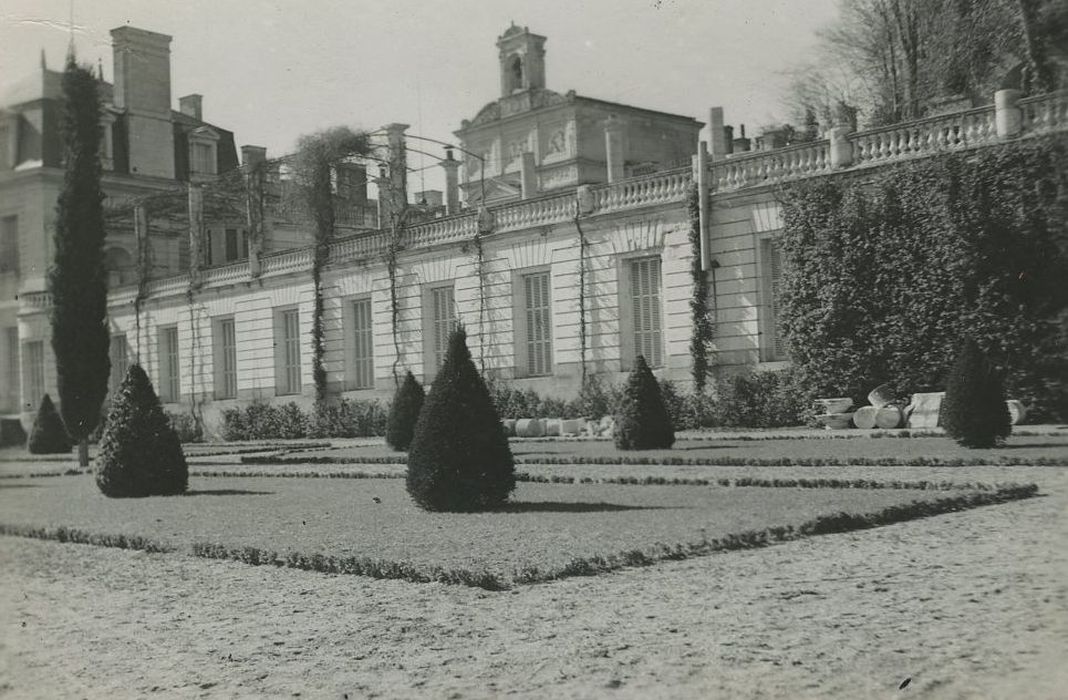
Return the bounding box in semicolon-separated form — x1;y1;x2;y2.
427;285;456;377
630;257;663;368
190;141;215;176
214;318;237;399
760;238;787;362
276;308;302;395
0;215;17;273
24;340;44;410
158;326;180;403
350;298;374;390
522;271;553;376
109;334;129;395
2;328;18;412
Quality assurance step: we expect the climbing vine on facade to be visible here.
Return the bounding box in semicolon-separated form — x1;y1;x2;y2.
294;126;371;403
687;185;714;393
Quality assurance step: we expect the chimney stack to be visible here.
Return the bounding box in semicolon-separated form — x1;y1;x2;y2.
179;94;203;121
732;123;751;153
520;152;537;199
708;108;728;160
110;27;175;177
604;115;625;183
241;145;267;168
440;146;461;215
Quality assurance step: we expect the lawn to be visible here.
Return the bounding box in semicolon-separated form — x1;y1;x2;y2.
257;434;1068;467
0;474;1034;588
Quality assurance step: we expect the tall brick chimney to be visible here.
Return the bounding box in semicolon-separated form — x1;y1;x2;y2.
111;27;175;178
179;94;203;121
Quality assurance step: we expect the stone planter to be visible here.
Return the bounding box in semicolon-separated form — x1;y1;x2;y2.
1006;400;1028;425
815;412;853;429
867;384;895;409
874;406;903;429
814;398;853;414
515;418;545;438
560;419;584;436
500;418;517;437
544;418;563;437
852;406;879;430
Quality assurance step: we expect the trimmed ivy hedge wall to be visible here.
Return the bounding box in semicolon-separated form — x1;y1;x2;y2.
779;135;1068;421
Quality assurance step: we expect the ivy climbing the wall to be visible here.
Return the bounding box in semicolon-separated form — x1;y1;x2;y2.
779;135;1068;421
294;126;371;403
687;185;714;394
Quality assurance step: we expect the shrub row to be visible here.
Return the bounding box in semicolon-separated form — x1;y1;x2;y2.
0;523;174;553
239;452;1068;468
221;399;388;441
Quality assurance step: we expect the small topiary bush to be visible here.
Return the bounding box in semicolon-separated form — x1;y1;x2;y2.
615;356;675;450
96;364;187;497
28;394;73;454
407;328;515;511
385;371;425;451
941;337;1012;448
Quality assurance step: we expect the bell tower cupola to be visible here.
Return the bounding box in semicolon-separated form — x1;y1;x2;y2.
497;23;547;96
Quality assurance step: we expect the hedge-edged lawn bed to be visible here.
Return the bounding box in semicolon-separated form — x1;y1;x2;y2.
249;434;1068;467
0;475;1037;589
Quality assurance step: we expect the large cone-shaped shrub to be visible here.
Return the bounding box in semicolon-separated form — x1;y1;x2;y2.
386;371;425;451
615;355;675;450
28;394;73;454
941;337;1011;448
406;328;515;511
96;364;188;497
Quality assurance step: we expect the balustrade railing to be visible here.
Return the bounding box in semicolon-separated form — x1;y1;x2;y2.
494;192;576;232
1020;90;1068;134
592;167;691;212
202;260;250;285
404;213;479;247
261;248;312;275
710;141;830;191
850;106;997;166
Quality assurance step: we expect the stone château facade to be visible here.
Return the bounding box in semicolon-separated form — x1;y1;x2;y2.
1;24;1065;436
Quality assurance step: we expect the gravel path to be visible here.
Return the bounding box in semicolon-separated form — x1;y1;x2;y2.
2;464;1066;698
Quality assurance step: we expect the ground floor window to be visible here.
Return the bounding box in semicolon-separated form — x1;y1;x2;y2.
630;256;663;368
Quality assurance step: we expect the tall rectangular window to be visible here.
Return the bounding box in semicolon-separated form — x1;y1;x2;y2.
351;298;374;389
430;286;456;373
3;328;18;411
278;309;301;395
0;215;17;273
630;257;663;367
523;272;553;376
24;340;44;410
191;142;214;175
158;326;180;403
225;228;239;262
761;238;786;361
109;334;129;394
214;318;237;399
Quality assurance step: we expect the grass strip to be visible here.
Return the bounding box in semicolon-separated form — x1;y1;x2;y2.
0;484;1038;591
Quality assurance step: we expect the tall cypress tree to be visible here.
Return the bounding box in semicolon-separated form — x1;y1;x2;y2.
49;56;109;468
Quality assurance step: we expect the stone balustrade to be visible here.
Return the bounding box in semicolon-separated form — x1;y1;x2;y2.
1019;90;1068;133
202;260;250;285
849;106;998;165
494;192;576;233
591;167;691;212
710;142;831;191
260;248;312;275
403;213;479;247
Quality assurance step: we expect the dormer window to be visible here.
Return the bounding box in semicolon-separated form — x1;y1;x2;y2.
188;126;220;180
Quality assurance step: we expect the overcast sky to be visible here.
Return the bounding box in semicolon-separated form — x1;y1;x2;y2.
3;0;840;192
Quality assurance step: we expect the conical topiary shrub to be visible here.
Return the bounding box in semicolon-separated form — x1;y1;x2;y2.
96;364;188;497
386;371;425;451
615;355;675;450
941;337;1011;448
406;328;515;511
28;394;73;454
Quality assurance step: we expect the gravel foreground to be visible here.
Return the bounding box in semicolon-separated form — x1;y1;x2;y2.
2;466;1067;699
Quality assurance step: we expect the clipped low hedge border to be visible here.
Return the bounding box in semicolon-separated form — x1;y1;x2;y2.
0;484;1038;591
241;453;1068;468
